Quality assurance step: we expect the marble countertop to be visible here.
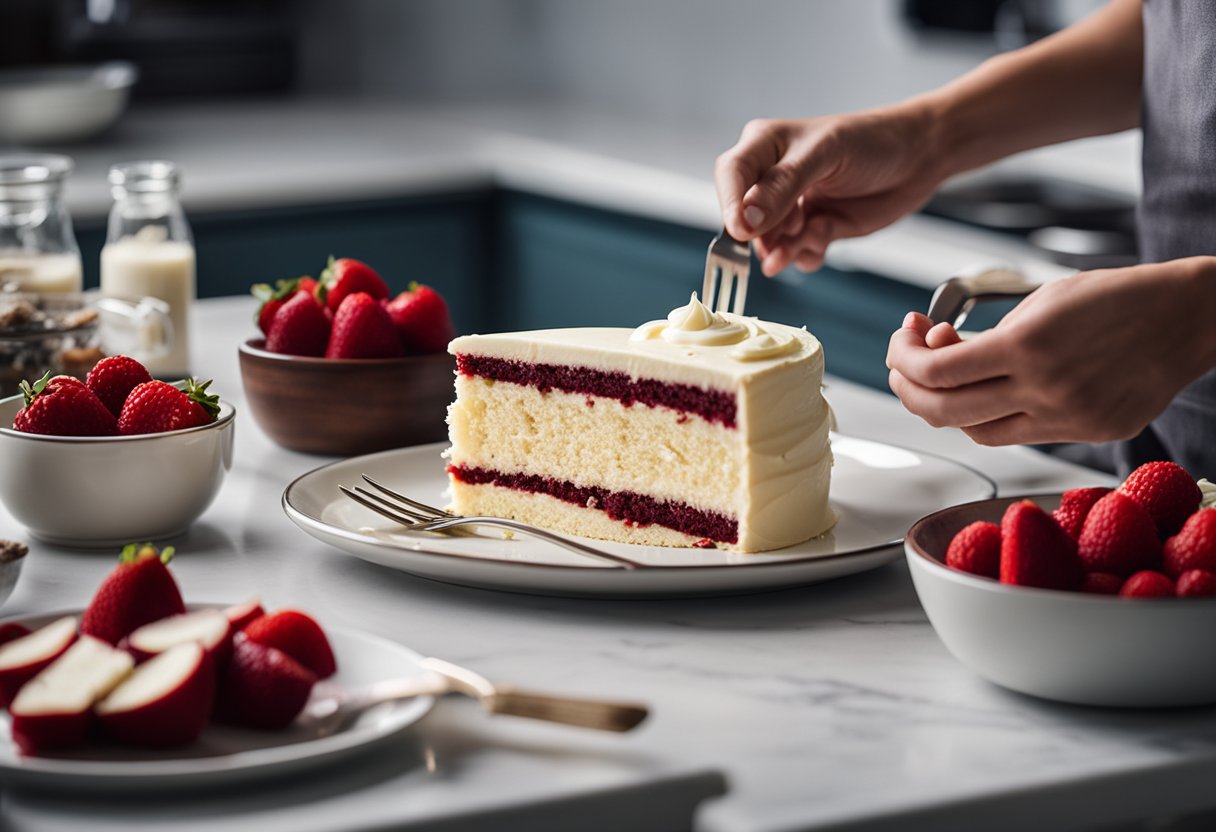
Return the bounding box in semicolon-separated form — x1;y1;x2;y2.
39;98;1143;289
6;297;1216;832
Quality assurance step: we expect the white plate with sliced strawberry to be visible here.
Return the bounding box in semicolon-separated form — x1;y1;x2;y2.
0;546;434;790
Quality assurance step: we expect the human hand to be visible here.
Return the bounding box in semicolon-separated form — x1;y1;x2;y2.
714;106;946;276
886;258;1216;446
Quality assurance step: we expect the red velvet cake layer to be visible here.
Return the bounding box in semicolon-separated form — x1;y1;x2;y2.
448;464;739;544
455;354;737;428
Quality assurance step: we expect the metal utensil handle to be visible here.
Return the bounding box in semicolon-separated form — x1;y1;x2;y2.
926;265;1039;328
418;515;644;570
486;685;650;733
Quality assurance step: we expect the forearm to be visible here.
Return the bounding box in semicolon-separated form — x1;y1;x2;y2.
908;0;1143;178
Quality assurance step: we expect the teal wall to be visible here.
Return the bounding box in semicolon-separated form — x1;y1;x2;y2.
77;189;935;392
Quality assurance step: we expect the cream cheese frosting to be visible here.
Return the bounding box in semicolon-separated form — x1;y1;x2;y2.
630;293;801;362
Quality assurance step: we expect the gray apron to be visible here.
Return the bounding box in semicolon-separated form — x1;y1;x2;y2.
1039;0;1216;479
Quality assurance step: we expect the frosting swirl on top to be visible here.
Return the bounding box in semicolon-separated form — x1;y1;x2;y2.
630;293;801;361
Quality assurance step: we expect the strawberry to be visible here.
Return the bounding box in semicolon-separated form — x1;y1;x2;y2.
1078;572;1124;594
385;283;456;354
117;378;220;436
1162;508;1216;577
264;289;331;357
85;356;153;418
216;633;317;730
1119;570;1174;598
80;544;186;645
325;292;404;359
1118;461;1201;538
999;500;1083;590
318;257;389;314
242;609;336;679
12;371;117;436
1176;569;1216;598
945;521;1001;578
1077;491;1161;575
1052;487;1112;540
251;276;319;336
0;623;31;647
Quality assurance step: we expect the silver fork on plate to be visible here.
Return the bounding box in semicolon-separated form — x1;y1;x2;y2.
301;656;649;738
702;227;750;315
340;476;644;570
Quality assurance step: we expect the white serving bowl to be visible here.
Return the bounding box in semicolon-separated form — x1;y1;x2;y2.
0;62;137;144
0;393;234;547
906;494;1216;708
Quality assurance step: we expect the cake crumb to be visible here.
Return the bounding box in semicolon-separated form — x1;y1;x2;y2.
0;540;28;563
500;530;517;541
585;497;599;509
691;538;715;549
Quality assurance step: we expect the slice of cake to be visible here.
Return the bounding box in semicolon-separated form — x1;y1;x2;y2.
445;294;834;552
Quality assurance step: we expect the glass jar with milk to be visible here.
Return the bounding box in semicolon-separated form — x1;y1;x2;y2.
101;160;195;379
0;155;84;294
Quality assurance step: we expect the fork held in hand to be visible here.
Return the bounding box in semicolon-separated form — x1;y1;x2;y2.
340;477;644;569
702;227;751;315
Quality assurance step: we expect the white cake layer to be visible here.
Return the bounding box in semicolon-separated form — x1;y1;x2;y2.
449;375;742;514
449;323;823;389
450;481;710;548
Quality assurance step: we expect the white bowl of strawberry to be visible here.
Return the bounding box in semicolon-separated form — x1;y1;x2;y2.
238;257;456;456
906;461;1216;707
0;356;235;547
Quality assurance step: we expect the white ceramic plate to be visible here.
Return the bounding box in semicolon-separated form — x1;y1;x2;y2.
283;436;996;598
0;613;433;791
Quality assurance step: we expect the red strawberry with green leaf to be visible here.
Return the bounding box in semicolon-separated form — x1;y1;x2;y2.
325;292;404;359
117;379;220;436
242;609;336;679
385;283;455;353
86;356;153;418
80;544;186;645
1077;491;1161;575
318;257;388;314
251;277;320;336
1119;570;1174;598
999;500;1083;590
265;289;331;356
1176;569;1216;597
945;520;1001;578
12;371;117;436
1118;461;1201;538
1162;508;1216;577
1052;486;1112;540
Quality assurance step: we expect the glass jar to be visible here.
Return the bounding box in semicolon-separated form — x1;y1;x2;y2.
0;155;84;294
100;160;195;379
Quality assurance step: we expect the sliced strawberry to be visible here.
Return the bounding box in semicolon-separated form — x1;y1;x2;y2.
318;257;389;314
999;500;1083;590
216;633;317;730
1118;461;1201;538
1077;491;1161;575
1119;570;1174;598
1162;508;1216;577
1052;487;1112;540
384;283;455;354
242;609;336;679
325;292;403;359
945;521;1001;578
265;289;331;357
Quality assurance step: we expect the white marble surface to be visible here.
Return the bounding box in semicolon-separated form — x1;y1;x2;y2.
5;298;1216;831
38;98;1138;288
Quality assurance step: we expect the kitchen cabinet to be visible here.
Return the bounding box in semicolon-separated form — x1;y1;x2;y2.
77;189;934;392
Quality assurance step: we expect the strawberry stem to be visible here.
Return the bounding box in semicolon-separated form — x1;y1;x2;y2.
18;371;52;408
184;378;221;420
119;543;174;564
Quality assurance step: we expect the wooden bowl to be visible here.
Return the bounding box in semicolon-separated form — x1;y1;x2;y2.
239;339;454;456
